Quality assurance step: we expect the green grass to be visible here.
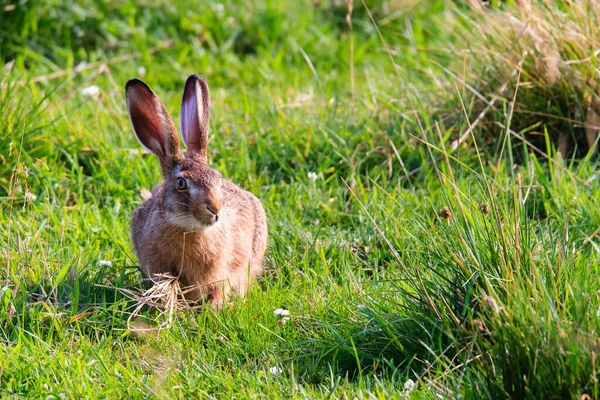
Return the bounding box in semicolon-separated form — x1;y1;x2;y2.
2;0;600;398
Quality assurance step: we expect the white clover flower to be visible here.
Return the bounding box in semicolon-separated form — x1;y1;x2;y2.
24;191;36;202
273;308;290;317
5;59;15;72
73;26;84;38
98;260;112;267
308;172;318;182
137;66;147;77
403;378;415;391
269;366;282;375
81;85;100;100
74;62;87;73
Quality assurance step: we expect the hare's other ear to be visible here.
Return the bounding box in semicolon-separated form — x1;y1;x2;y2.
181;74;210;160
126;79;181;173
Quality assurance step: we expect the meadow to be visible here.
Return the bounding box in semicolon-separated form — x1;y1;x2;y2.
1;0;600;398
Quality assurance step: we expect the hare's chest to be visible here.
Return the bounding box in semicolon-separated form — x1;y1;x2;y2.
138;224;227;287
160;230;222;270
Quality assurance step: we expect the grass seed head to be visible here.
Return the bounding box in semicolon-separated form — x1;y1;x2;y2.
479;203;490;215
439;207;452;220
483;295;500;314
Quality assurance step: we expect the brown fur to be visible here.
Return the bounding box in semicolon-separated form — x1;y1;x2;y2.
126;75;268;307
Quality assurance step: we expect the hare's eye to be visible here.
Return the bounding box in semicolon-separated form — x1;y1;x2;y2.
176;178;187;190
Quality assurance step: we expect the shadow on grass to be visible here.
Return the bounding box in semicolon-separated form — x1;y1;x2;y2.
0;263;148;342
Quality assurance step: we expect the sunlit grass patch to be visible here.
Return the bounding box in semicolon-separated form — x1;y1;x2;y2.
1;0;600;398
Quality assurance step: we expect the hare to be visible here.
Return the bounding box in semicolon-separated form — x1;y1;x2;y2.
126;74;268;307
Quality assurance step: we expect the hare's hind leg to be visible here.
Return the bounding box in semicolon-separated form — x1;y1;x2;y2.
206;280;232;310
206;264;253;308
202;266;234;309
234;260;258;299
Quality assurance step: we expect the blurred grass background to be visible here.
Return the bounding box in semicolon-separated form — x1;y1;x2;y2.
1;0;600;398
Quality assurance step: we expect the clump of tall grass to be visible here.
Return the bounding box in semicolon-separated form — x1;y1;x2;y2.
457;0;600;157
302;1;600;396
307;147;600;397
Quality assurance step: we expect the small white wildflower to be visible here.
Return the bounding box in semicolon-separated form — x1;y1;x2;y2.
308;172;318;182
98;260;112;267
81;85;100;100
273;308;290;317
137;66;147;77
328;198;335;203
217;333;227;342
73;26;84;38
215;3;224;12
24;191;36;202
74;62;87;73
403;378;415;391
269;366;282;375
5;59;15;72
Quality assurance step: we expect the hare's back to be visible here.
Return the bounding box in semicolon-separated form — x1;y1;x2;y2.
130;184;164;260
223;180;267;258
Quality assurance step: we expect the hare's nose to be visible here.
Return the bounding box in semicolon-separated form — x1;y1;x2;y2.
206;196;222;218
207;204;220;216
206;204;220;222
205;189;223;221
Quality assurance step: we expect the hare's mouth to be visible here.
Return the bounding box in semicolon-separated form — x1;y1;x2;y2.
166;213;217;231
193;212;218;226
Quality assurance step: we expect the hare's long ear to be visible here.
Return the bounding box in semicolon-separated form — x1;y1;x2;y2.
126;79;181;174
181;74;210;160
